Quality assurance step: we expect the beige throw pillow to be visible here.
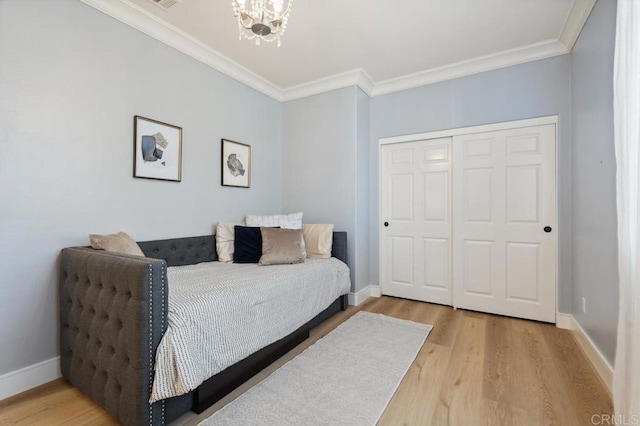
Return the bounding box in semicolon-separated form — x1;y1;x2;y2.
259;227;304;266
89;232;145;257
303;224;334;259
216;222;243;263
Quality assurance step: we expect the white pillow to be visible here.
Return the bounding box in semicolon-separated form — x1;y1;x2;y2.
215;222;243;263
245;212;303;229
303;224;334;259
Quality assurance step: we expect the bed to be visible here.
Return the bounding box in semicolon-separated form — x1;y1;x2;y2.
59;232;349;425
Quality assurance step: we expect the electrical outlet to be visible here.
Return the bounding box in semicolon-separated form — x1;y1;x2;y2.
582;297;587;314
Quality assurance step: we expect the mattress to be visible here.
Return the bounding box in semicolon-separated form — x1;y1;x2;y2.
150;258;351;402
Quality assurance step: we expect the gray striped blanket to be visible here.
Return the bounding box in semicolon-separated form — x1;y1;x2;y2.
150;258;351;402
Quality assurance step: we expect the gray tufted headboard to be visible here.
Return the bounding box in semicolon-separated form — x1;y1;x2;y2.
138;235;217;266
136;231;347;267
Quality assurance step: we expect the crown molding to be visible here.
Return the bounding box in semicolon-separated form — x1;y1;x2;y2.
79;0;284;101
371;39;568;97
558;0;597;51
355;69;375;97
80;0;594;102
281;68;374;102
368;0;594;97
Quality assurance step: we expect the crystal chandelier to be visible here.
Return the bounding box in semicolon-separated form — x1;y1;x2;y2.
232;0;293;46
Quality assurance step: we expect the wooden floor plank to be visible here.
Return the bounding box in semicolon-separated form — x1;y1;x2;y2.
539;322;613;424
516;321;575;425
0;296;612;426
482;315;517;406
378;341;453;425
426;305;464;347
431;314;487;425
481;315;556;425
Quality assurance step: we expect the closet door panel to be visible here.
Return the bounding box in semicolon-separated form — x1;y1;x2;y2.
381;138;452;305
423;238;449;289
452;124;556;322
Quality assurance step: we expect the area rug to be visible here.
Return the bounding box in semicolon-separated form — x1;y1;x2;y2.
199;311;432;426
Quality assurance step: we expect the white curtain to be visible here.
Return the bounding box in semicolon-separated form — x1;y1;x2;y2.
613;0;640;419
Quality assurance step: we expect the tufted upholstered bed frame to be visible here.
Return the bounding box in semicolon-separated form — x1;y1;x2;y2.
59;232;348;425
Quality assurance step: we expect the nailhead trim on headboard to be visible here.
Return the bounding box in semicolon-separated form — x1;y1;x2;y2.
148;265;153;425
161;264;166;424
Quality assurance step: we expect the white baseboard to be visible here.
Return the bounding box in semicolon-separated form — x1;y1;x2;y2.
0;357;61;402
370;286;381;298
555;313;613;394
555;312;574;330
349;285;382;306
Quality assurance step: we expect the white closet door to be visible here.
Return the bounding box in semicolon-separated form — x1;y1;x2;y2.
380;137;452;305
452;124;556;322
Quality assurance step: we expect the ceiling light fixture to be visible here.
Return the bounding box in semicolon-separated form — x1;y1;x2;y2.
232;0;293;46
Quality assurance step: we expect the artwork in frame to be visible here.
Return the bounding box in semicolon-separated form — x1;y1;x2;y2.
221;139;251;188
133;115;182;182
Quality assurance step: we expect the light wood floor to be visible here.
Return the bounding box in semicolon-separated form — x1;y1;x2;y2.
0;296;612;425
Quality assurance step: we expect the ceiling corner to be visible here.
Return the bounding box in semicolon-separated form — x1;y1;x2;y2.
558;0;598;51
355;70;375;97
281;69;369;102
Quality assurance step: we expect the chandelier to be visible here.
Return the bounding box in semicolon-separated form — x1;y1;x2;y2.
232;0;293;46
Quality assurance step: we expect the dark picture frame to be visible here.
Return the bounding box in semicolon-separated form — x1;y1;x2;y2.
133;115;182;182
221;139;251;188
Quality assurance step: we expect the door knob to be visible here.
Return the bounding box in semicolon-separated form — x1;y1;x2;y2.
384;222;389;227
544;226;552;233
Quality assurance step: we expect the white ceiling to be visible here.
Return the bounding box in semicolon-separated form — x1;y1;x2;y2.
81;0;596;101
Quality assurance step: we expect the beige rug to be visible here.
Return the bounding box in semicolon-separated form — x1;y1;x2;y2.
199;311;432;426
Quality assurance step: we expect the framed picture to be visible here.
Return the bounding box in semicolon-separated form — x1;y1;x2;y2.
221;139;251;188
133;115;182;182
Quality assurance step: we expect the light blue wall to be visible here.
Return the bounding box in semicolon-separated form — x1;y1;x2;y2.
281;87;356;234
282;87;360;289
370;55;574;312
0;0;283;375
282;87;370;294
356;89;371;293
571;0;618;364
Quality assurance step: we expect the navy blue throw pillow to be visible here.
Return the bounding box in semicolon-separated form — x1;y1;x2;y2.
233;226;264;263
